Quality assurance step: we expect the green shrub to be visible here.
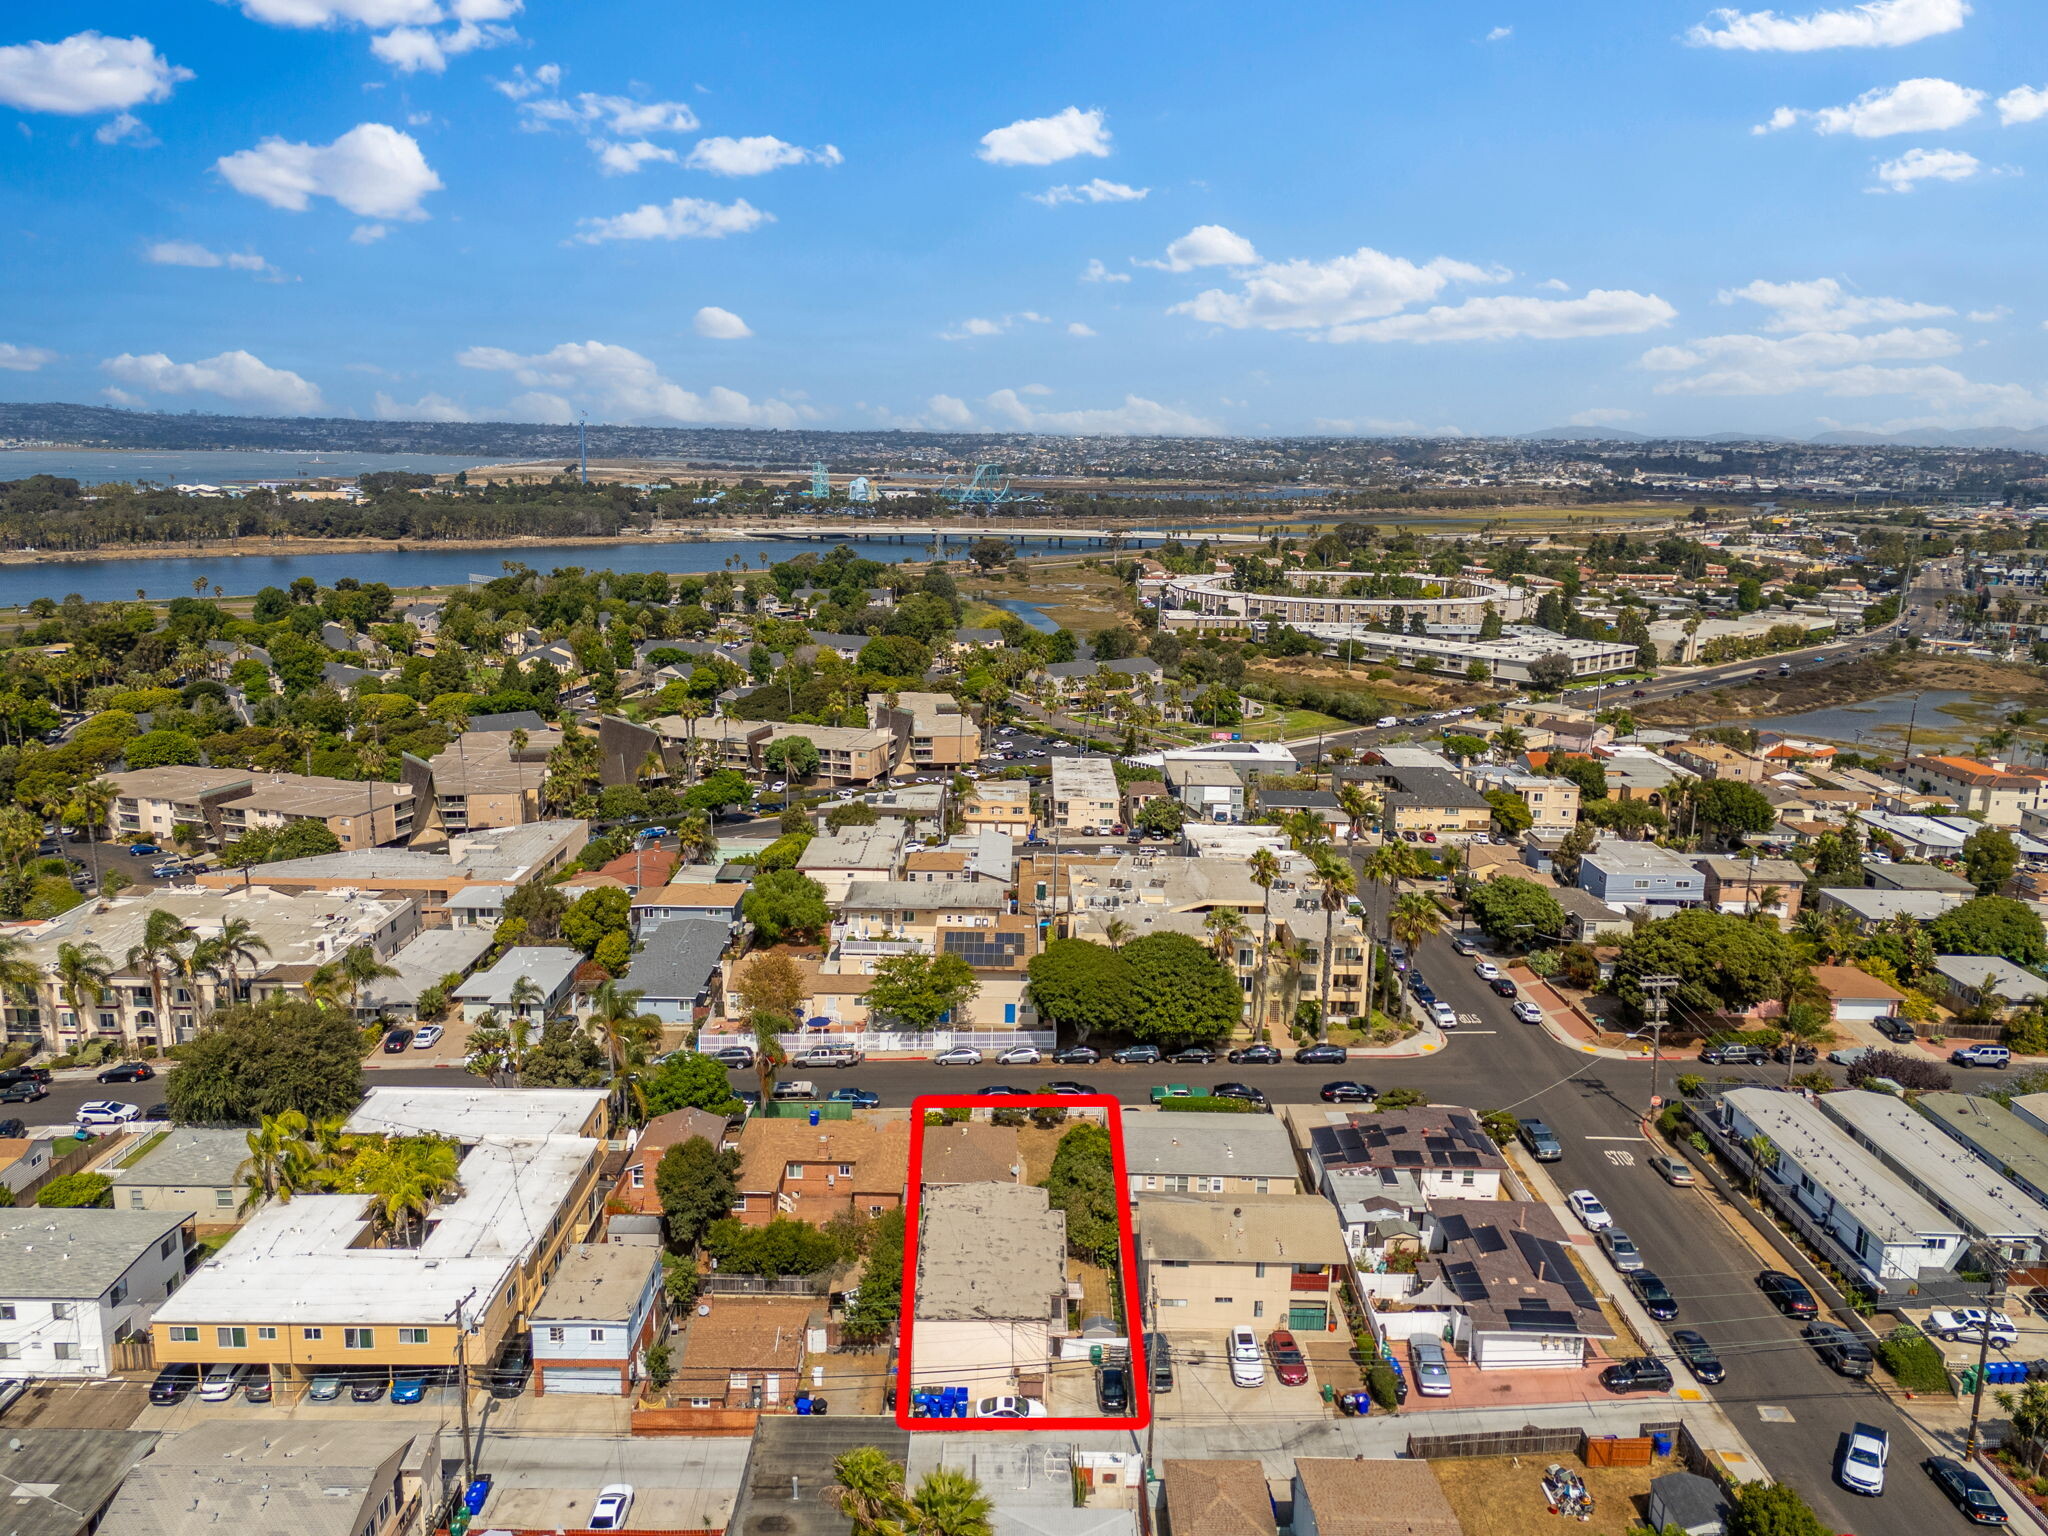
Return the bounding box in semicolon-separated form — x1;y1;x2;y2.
1874;1325;1953;1395
1365;1360;1400;1410
1157;1096;1262;1113
36;1173;112;1209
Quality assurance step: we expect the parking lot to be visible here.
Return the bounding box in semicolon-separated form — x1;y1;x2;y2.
1157;1333;1330;1420
1;1376;151;1430
472;1435;748;1533
133;1376;467;1433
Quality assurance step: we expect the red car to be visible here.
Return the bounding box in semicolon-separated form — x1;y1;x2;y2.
1266;1330;1309;1386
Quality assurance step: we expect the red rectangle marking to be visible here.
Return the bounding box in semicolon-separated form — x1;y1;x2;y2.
895;1094;1148;1432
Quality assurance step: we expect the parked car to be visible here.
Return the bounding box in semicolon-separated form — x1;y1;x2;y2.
1756;1270;1818;1318
1210;1082;1268;1107
1927;1308;2018;1347
1451;935;1478;956
75;1100;140;1128
1670;1330;1724;1384
142;1103;171;1122
1840;1425;1888;1497
1875;1018;1919;1044
1167;1046;1216;1065
977;1085;1030;1097
795;1046;862;1069
996;1046;1041;1065
1227;1044;1282;1065
1951;1043;2013;1069
1627;1270;1678;1321
588;1485;635;1532
1266;1330;1309;1386
0;1081;45;1105
1803;1322;1873;1378
149;1362;201;1405
412;1024;444;1049
1294;1044;1348;1064
0;1119;26;1139
1599;1356;1674;1394
1052;1046;1100;1065
200;1363;250;1402
1146;1332;1173;1395
1320;1081;1376;1104
381;1028;414;1054
1599;1229;1644;1271
707;1044;755;1068
1044;1081;1097;1096
974;1395;1048;1418
931;1047;982;1067
1227;1326;1265;1387
391;1373;429;1405
1772;1043;1817;1064
350;1372;389;1403
1;1068;51;1087
1516;1118;1563;1161
1648;1155;1694;1187
1566;1189;1613;1231
242;1365;273;1403
1407;1336;1451;1397
1430;1001;1459;1031
826;1087;880;1108
1112;1045;1162;1065
126;843;161;857
1699;1043;1765;1065
1924;1455;2009;1524
1387;943;1408;972
1473;961;1501;981
1149;1084;1192;1104
1489;977;1519;998
306;1373;346;1402
96;1062;153;1083
1095;1364;1131;1414
1511;1000;1545;1025
771;1080;817;1101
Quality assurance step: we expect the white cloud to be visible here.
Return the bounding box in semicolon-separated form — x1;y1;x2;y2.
457;338;800;426
592;139;677;175
519;92;698;137
509;391;573;423
1327;289;1677;344
101;348;324;413
491;62;559;100
1968;306;2010;322
1171;245;1500;332
693;306;752;340
1067;322;1097;337
939;312;1051;341
1872;145;1982;190
94;112;155;146
368;16;516;73
1718;276;1952;330
976;106;1111;166
1536;277;1570;292
1485;25;1513;40
351;222;389;243
144;240;279;276
230;1;444;24
231;1;521;73
572;196;772;243
684;135;842;176
1756;77;1983;137
982;387;1219;435
1137;224;1261;272
373;390;474;420
1641;325;1964;393
1080;258;1130;284
216;122;443;219
1312;417;1468;436
0;345;56;372
1997;85;2048;125
1687;0;1969;51
1030;178;1148;206
1568;407;1640;425
923;395;976;428
0;32;190;115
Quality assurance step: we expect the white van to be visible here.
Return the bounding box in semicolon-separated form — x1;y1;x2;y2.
1408;1336;1451;1397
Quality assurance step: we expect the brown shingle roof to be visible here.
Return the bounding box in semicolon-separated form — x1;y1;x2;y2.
677;1297;813;1373
1163;1460;1274;1536
918;1122;1022;1187
735;1117;910;1198
1294;1460;1461;1536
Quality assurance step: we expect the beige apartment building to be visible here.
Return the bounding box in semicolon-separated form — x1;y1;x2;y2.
868;691;981;772
1668;740;1768;783
399;728;557;840
646;715;770;774
1467;767;1580;834
1049;755;1120;833
107;766;260;848
220;774;414;850
770;723;894;785
1136;1193;1350;1334
1899;755;2048;826
964;781;1034;837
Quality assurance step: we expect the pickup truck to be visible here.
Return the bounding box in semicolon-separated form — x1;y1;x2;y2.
1926;1308;2018;1347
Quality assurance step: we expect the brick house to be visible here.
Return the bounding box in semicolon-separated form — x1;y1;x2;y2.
730;1118;910;1227
616;1108;739;1216
673;1296;816;1409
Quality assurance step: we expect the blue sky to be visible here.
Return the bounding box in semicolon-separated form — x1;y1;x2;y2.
1;0;2043;437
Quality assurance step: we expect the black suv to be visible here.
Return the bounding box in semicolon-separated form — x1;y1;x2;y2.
1096;1364;1131;1415
1294;1044;1348;1065
1111;1045;1161;1065
1803;1322;1873;1378
1599;1357;1674;1394
149;1362;201;1404
1757;1269;1819;1317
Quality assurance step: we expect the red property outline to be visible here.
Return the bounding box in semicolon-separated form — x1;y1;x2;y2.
895;1094;1149;1432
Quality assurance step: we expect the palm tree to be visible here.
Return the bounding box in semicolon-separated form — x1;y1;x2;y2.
1273;934;1312;1037
1100;916;1134;951
1390;892;1448;956
909;1469;994;1536
208;917;270;1008
1335;783;1376;843
64;777;115;892
339;943;401;1011
237;1110;313;1213
751;1011;789;1105
1308;851;1357;1041
126;908;195;1045
1246;847;1281;1040
1203;907;1251;1027
1743;1132;1780;1200
675;811;717;867
356;1135;461;1248
52;939;111;1035
586;981;662;1122
1777;1002;1833;1084
832;1447;911;1536
508;973;546;1027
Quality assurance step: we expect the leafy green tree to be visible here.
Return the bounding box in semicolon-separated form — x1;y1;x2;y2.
1465;877;1567;949
1375;1087;1427;1112
1526;652;1574;692
704;1216;847;1275
743;869;830;943
561;886;631;958
125;729;203;769
1550;755;1608;799
763;735;821;780
863;952;980;1030
1964;825;2021;896
1726;1481;1828;1536
1552;820;1596;885
683;769;753;814
826;801;879;831
1684;779;1776;844
656;1136;741;1251
163;998;364;1124
1929;895;2048;967
1441;733;1490;762
1025;939;1130;1042
270;819;341;860
1611;909;1798;1024
1136;796;1190;836
1582;798;1667;838
36;1173;111;1208
1481;788;1534;838
841;1207;906;1346
1808;823;1866;890
642;1052;745;1118
1044;1121;1120;1265
519;1016;608;1087
1123;931;1242;1045
754;831;813;871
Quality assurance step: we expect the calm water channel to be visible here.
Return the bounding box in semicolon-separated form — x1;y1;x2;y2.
1709;690;2031;748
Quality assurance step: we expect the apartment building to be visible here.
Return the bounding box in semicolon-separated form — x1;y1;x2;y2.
1305;1107;1507;1201
1695;856;1806;925
797;822;909;904
730;1117;909;1227
1136;1193;1348;1334
1122;1117;1301;1197
868;691;981;772
1050;755;1121;833
963;781;1034;838
1898;754;2048;825
1356;765;1492;837
105;766;258;848
769;723;895;786
0;1208;194;1377
1466;766;1579;834
910;1182;1067;1397
1666;741;1769;782
220;774;415;851
1578;841;1704;915
530;1243;665;1396
1165;760;1246;823
399;729;556;840
451;946;581;1023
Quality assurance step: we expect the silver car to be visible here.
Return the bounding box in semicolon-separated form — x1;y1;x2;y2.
1599;1229;1645;1272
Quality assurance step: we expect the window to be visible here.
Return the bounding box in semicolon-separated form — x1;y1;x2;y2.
217;1327;247;1349
1212;1297;1234;1305
168;1326;197;1343
303;1328;323;1341
1158;1297;1187;1308
398;1328;428;1345
50;1303;71;1321
785;1162;803;1180
52;1343;76;1361
868;1205;883;1216
1251;1301;1264;1319
548;1327;565;1343
1160;1259;1188;1268
1461;1170;1476;1186
128;1190;144;1209
214;1189;233;1208
110;1281;127;1305
1254;1262;1266;1279
97;1013;116;1031
1254;1178;1270;1195
589;1328;605;1342
838;1164;853;1177
0;1345;16;1361
159;1238;174;1261
630;1166;644;1188
343;1328;375;1350
257;1327;276;1341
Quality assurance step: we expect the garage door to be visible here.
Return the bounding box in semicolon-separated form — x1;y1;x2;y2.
542;1366;622;1396
1287;1303;1328;1332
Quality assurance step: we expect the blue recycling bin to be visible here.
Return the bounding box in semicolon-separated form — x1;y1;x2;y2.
795;1395;812;1415
1652;1431;1674;1457
809;1107;821;1126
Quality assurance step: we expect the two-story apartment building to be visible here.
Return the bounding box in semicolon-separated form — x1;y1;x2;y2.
1667;741;1768;783
106;766;260;848
219;774;415;851
0;1208;193;1377
731;1117;910;1227
530;1243;665;1396
1578;841;1704;915
1136;1193;1349;1335
769;723;895;786
1695;856;1806;926
1305;1106;1506;1201
910;1181;1067;1397
450;946;581;1024
1050;756;1122;834
1122;1118;1301;1198
1165;760;1247;824
964;781;1035;838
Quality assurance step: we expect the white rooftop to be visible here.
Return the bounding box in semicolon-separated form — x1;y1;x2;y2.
344;1085;605;1143
1821;1090;2048;1245
1722;1088;1963;1247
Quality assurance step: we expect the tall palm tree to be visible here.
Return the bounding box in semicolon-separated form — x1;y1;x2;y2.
1246;848;1281;1040
1309;851;1357;1041
126;908;195;1045
1335;783;1376;843
1273;934;1312;1038
586;981;662;1122
751;1011;788;1105
1100;917;1134;951
909;1469;994;1536
675;811;717;868
832;1447;911;1536
237;1109;313;1213
208;917;270;1008
1202;907;1251;1027
356;1135;460;1248
53;939;111;1035
64;777;116;892
339;943;401;1012
1390;891;1448;956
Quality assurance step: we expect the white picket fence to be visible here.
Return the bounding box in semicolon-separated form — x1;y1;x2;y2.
695;1028;1056;1056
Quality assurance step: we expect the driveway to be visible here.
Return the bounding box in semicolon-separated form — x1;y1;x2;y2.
1;1376;151;1430
1160;1337;1327;1421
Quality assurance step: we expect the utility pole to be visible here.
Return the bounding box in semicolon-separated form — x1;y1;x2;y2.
1966;1253;2010;1460
448;1288;479;1490
1640;975;1680;1122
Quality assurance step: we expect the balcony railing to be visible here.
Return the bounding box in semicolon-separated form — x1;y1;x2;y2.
1290;1270;1331;1293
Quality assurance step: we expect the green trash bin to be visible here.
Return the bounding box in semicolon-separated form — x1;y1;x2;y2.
1090;1344;1103;1367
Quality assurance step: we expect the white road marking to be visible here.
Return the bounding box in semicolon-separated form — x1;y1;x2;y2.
1584;1135;1648;1142
1603;1149;1636;1166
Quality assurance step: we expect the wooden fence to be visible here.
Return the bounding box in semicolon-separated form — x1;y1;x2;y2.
631;1407;761;1437
1405;1425;1582;1459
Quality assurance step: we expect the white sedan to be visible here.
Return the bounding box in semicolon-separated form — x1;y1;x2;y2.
76;1100;140;1129
996;1046;1042;1065
412;1024;444;1049
933;1047;983;1067
975;1395;1049;1418
1566;1189;1614;1231
588;1484;634;1531
1473;961;1501;981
